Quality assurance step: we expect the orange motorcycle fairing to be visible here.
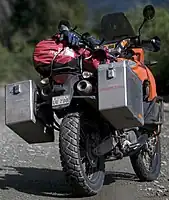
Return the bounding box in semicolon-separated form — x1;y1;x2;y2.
131;63;157;101
117;47;157;101
131;48;157;101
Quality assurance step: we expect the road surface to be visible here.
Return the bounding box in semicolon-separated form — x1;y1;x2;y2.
0;88;169;200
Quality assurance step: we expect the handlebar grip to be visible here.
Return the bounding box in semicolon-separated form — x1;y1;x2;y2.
142;39;151;45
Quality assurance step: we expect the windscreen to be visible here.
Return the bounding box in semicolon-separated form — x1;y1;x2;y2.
100;12;136;42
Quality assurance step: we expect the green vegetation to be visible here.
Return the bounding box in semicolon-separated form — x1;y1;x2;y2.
0;0;87;83
126;6;169;94
0;1;169;94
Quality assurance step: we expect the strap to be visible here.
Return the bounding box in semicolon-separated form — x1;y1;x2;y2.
49;48;64;77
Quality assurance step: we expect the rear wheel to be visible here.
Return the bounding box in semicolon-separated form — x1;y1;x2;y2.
130;135;161;181
59;112;105;196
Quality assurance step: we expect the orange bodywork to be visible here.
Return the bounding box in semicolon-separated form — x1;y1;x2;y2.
130;48;157;101
117;48;157;101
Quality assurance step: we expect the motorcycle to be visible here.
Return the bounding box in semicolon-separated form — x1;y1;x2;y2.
5;5;164;196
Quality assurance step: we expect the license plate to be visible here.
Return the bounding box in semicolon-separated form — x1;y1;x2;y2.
52;95;70;107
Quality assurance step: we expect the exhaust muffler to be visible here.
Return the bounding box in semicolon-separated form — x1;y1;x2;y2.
77;80;92;94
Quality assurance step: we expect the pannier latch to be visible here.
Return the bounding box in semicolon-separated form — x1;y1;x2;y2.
12;84;21;95
107;63;116;79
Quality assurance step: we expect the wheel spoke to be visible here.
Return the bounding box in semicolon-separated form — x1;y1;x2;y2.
142;136;158;171
79;119;101;180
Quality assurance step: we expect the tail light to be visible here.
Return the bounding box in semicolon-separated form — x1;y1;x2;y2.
52;74;69;84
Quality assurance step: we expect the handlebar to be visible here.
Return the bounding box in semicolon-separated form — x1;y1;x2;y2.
141;39;151;45
61;27;158;59
79;34;97;51
69;29;101;51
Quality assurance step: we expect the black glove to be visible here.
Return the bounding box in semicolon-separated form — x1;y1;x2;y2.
58;20;80;47
59;30;80;47
66;31;80;46
81;32;100;49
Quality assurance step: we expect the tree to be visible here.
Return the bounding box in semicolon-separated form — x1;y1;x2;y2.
0;0;87;83
126;6;169;94
7;0;87;46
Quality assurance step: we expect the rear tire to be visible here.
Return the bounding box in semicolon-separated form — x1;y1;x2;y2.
130;135;161;181
59;112;105;196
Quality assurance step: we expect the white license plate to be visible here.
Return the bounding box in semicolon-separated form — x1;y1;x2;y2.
52;95;70;107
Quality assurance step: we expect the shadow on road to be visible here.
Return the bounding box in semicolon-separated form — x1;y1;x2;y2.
163;96;169;103
0;166;138;198
0;166;72;198
104;171;137;185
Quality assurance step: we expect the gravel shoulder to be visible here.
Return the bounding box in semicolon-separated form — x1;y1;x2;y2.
0;88;168;200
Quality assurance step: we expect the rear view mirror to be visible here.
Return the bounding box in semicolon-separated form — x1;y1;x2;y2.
143;5;155;20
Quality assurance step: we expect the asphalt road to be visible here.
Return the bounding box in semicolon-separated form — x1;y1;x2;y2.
0;88;169;200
